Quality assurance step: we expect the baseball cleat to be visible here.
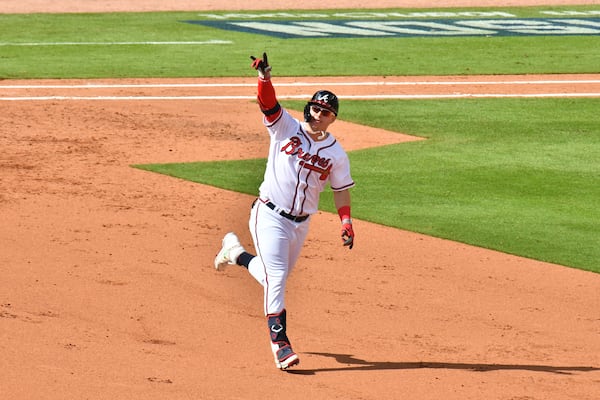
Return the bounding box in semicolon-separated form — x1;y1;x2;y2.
214;232;245;270
271;342;300;370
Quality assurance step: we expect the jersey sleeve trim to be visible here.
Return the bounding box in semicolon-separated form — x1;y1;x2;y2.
331;181;355;191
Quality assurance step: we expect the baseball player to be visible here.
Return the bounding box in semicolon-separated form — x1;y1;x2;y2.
214;53;355;370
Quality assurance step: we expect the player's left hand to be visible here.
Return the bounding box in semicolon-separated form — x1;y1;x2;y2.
341;218;354;250
250;52;271;79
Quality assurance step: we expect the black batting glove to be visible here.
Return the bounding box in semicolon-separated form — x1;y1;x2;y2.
250;52;271;79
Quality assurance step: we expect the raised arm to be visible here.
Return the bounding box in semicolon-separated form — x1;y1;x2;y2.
250;52;281;122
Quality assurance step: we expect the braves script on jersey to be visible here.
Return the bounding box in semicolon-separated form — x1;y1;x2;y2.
260;109;354;216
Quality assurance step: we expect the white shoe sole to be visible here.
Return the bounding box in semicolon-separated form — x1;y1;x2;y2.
275;353;300;370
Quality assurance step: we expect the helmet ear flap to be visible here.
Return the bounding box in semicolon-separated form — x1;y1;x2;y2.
303;103;312;122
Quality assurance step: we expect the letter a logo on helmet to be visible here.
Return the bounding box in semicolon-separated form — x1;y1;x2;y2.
309;90;339;116
304;89;339;122
316;92;330;103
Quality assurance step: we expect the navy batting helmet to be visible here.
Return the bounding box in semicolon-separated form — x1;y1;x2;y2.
304;90;339;122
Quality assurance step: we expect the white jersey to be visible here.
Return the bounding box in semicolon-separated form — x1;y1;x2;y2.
258;108;355;216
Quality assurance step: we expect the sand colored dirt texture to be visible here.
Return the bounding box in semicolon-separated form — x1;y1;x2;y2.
1;1;599;400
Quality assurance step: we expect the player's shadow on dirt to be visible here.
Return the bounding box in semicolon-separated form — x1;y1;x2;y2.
286;352;600;376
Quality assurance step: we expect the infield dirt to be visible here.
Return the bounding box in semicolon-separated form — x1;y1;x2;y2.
1;1;599;400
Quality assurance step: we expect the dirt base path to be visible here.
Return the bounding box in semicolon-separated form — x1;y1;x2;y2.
1;2;599;400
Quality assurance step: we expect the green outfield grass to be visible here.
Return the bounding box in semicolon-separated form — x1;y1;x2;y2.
1;7;599;78
2;7;599;272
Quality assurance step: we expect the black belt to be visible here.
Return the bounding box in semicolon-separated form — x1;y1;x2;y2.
265;201;309;223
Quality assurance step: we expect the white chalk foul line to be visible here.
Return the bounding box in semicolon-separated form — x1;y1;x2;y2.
0;40;232;46
2;93;600;101
2;80;599;89
1;83;255;89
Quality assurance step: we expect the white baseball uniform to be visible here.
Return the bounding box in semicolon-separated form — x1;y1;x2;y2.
247;106;354;315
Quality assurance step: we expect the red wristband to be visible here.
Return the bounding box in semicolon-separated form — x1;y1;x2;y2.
337;205;351;221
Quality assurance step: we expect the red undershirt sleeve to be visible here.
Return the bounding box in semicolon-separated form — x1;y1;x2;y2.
257;77;282;123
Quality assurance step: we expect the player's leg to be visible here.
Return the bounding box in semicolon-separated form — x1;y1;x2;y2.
248;202;300;369
262;221;308;368
286;217;310;274
248;201;290;312
266;309;299;369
